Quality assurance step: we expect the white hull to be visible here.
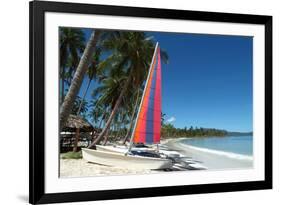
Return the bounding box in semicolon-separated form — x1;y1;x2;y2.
96;145;185;158
82;148;173;170
95;145;207;170
96;145;152;153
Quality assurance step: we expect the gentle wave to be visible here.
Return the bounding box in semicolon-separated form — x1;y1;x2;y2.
178;141;253;161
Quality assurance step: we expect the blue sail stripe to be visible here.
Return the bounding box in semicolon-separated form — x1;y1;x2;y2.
145;55;158;143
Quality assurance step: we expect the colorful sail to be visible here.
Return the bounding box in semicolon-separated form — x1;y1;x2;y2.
133;45;162;144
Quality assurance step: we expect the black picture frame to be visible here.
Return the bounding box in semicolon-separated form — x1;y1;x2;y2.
29;0;272;204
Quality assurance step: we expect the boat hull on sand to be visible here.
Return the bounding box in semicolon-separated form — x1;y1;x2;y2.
95;145;186;158
82;148;173;170
95;145;207;170
96;145;152;153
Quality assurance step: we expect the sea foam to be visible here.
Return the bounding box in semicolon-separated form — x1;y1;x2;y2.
179;141;253;161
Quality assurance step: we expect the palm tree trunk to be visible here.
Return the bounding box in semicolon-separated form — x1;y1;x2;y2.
102;127;111;145
77;77;92;115
88;72;133;148
122;90;140;144
61;67;65;105
60;30;101;128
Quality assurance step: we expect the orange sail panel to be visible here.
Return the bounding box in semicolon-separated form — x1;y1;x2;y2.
133;48;162;144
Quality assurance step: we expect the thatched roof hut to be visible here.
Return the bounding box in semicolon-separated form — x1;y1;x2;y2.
62;114;94;132
61;115;96;152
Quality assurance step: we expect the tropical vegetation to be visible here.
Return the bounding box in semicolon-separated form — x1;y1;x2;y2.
58;27;233;153
161;124;227;138
59;28;169;151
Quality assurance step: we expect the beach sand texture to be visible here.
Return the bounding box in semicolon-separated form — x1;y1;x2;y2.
60;159;155;177
60;139;253;177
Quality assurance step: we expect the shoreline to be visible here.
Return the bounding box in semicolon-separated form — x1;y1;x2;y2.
60;137;253;177
164;138;253;170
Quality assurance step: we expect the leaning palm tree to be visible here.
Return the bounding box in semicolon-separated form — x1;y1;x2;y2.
71;95;89;117
76;48;102;115
59;28;85;104
60;30;101;128
122;87;142;144
88;101;103;127
88;32;168;148
89;68;129;146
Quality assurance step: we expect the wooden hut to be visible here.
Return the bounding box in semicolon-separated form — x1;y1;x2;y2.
61;114;95;152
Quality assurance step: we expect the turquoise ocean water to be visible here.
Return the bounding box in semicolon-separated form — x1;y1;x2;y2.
181;135;253;156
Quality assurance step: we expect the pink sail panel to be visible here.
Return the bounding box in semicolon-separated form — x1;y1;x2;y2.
133;47;162;144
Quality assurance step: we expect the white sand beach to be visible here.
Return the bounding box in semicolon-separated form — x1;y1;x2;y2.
60;138;253;177
165;139;253;170
60;159;156;177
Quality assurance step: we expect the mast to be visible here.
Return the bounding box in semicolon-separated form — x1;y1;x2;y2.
127;42;159;153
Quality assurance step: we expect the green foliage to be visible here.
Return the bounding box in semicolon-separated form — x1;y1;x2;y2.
86;31;169;144
61;151;82;159
59;27;85;68
227;131;253;136
71;95;89;116
161;123;227;138
59;28;86;105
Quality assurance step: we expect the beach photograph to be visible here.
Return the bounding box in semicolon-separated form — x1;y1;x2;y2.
59;27;253;178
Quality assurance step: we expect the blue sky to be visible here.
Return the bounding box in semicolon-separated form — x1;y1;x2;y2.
77;29;253;132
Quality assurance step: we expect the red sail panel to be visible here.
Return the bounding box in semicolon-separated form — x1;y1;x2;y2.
133;57;156;143
153;49;162;143
133;47;161;144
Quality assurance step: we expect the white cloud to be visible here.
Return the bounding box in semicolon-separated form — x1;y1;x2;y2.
166;116;176;123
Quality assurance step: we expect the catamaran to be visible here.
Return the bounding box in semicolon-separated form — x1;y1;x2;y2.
82;43;206;170
82;42;174;170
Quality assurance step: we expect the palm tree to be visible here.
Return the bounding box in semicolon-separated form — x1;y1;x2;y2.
60;30;101;128
88;32;168;148
76;48;102;115
89;67;129;146
88;99;109;129
59;28;85;104
71;95;89;117
122;88;141;144
88;101;102;127
161;112;166;125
